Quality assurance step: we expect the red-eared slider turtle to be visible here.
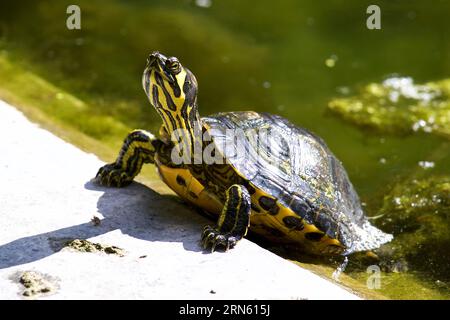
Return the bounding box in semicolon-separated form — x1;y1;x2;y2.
94;52;393;255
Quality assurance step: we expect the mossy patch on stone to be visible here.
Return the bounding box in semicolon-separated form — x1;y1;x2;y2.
64;239;125;257
328;77;450;139
19;271;56;297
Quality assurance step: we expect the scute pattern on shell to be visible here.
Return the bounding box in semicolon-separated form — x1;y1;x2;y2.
203;111;392;254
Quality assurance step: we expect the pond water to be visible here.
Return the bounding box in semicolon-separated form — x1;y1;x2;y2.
0;0;449;299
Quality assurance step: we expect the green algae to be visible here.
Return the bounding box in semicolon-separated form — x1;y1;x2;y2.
0;0;270;136
380;175;450;233
328;78;450;139
374;176;450;282
1;0;449;300
269;175;450;299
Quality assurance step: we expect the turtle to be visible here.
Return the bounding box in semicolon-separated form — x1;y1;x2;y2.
94;51;393;256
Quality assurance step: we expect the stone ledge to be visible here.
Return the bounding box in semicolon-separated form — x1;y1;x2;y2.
0;100;358;299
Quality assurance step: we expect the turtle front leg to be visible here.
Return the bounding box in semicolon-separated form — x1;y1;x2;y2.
202;184;251;252
94;130;163;187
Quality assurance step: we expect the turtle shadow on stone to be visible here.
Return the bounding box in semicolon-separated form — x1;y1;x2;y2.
0;180;206;270
84;180;208;252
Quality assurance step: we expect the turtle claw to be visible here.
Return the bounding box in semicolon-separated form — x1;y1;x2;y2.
94;163;133;188
201;226;214;249
201;226;237;252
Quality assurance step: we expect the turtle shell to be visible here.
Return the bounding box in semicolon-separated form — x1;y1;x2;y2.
203;111;392;254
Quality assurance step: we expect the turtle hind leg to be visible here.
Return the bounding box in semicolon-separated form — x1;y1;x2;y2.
202;184;251;252
94;130;162;187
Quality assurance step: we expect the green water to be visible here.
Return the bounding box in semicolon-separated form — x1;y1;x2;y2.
0;0;449;299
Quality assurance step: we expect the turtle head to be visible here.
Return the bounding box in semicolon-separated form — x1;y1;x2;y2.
142;52;199;136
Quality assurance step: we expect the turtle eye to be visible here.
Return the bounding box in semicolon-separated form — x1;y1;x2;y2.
167;59;181;74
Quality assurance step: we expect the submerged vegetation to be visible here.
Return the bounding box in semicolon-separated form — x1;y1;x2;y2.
328;77;450;139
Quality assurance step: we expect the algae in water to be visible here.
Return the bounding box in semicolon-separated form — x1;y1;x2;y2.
328;77;450;139
376;176;450;282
